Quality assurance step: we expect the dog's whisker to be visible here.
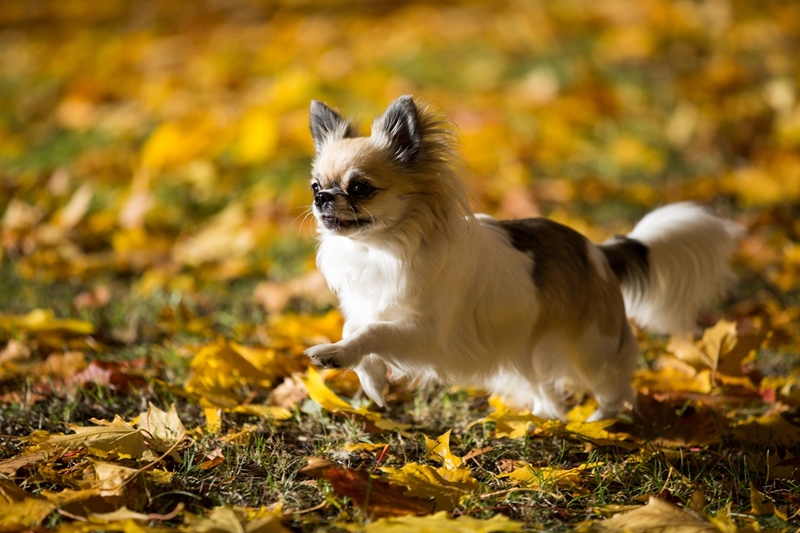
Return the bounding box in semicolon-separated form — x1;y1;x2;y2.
298;209;316;236
293;206;313;225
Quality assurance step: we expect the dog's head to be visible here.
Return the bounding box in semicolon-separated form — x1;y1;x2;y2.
308;95;469;241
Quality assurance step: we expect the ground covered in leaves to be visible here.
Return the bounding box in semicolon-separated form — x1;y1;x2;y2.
2;1;800;531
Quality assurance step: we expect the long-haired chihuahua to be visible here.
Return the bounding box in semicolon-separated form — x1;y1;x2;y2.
304;95;741;421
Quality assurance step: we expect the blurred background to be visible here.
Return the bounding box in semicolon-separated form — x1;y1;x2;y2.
1;0;799;304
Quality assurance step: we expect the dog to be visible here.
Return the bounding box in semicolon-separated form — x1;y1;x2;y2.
304;95;741;421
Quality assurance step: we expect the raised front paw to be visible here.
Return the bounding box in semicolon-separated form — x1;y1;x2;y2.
304;343;348;369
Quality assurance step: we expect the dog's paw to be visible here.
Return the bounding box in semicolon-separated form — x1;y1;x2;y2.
304;343;348;369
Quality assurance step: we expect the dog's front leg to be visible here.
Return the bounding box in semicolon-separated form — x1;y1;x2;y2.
304;320;431;371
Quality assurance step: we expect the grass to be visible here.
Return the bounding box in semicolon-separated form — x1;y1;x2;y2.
2;219;800;531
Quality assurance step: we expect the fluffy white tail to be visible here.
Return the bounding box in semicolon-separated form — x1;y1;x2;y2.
602;203;742;334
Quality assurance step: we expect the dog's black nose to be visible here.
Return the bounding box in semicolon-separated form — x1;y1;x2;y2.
314;190;335;208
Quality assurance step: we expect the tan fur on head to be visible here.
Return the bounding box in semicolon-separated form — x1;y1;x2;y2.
309;96;472;245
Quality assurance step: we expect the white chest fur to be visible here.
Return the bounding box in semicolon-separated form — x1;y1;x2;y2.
316;236;407;327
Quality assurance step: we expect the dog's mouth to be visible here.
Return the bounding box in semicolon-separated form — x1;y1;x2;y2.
321;215;371;232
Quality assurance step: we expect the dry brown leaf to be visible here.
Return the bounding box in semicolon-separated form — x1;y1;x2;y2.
198;447;226;470
589;497;715;533
134;403;187;445
23;415;155;461
0;450;48;476
40;351;87;379
0;340;31;365
268;375;309;409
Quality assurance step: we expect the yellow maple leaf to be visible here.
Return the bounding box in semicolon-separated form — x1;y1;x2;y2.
343;442;388;452
0;308;94;336
231;404;292;421
380;463;479;512
340;510;523;533
302;367;411;434
632;357;713;396
563;404;636;447
184;505;289;533
469;396;546;439
499;462;601;495
748;482;775;516
184;339;276;408
667;320;738;370
0;480;56;528
424;430;463;469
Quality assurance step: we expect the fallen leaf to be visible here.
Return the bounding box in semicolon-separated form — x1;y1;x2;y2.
254;271;335;315
380;462;479;512
462;446;493;462
563;404;637;447
340;510;523;532
730;410;800;448
54;184;93;230
633;358;712;396
198;447;225;470
468;396;543;439
231;404;293;421
300;457;434;517
343;442;388;452
668;320;766;386
424;430;463;469
268;375;309;409
184;505;289;533
668;320;738;370
0;308;94;336
0;339;31;365
0;450;48;476
589;497;715;533
73;285;111;309
88;503;184;522
134;403;187;444
40;351;86;379
500;462;601;494
748;482;774;516
302;367;411;435
23;415;156;461
0;480;56;528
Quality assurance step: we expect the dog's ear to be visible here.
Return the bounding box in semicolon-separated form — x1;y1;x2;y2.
310;100;355;153
373;95;420;164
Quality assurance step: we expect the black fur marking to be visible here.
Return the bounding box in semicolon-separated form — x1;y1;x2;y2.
599;236;650;291
499;218;592;287
309;100;356;152
379;95;421;163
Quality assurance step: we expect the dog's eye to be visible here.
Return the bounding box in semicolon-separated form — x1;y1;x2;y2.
311;182;320;193
350;181;374;199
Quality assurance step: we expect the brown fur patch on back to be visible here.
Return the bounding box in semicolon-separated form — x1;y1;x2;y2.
498;218;626;338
